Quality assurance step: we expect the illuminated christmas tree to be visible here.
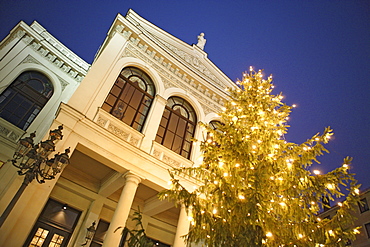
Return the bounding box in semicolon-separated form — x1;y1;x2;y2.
159;68;361;247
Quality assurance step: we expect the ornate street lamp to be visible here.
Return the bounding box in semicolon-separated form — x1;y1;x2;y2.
0;125;70;227
82;221;96;246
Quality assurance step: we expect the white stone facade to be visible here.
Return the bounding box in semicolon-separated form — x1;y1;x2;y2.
0;9;236;247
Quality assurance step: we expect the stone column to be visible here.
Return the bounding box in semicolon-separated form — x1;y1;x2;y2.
102;172;141;247
173;204;190;247
140;94;167;153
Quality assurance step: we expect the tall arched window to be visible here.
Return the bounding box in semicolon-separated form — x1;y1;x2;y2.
155;97;197;159
102;67;156;132
0;71;53;130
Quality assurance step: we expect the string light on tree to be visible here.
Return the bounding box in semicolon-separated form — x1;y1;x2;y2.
159;68;360;246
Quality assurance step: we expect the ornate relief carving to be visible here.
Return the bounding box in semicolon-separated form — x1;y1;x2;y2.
152;149;161;159
96;116;108;127
129;137;139;147
107;124;129;140
162;154;181;168
156;39;224;87
9;132;19;142
122;44;223;115
21;55;41;65
0;124;20;142
0;125;10;136
20;55;70;91
56;75;70;91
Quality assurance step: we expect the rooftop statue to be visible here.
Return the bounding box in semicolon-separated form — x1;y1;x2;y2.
196;33;206;50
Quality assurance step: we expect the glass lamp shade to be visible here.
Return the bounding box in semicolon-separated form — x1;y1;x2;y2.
38;139;56;159
13;132;35;160
16;146;38;170
49;125;64;143
44;148;70;178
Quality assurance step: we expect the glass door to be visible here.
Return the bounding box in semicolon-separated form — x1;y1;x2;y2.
24;199;81;247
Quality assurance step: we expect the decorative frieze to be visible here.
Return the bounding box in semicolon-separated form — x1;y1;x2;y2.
151;142;193;168
122;45;224;115
0;118;25;143
94;108;143;148
1;24;89;83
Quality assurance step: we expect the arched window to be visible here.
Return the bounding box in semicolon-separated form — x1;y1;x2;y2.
207;120;223;146
102;67;156;132
0;71;53;130
155;97;197;159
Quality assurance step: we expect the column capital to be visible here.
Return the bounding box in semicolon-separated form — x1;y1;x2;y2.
123;171;142;185
155;94;167;105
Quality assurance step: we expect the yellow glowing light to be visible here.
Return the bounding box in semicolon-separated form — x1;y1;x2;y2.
252;145;257;149
338;202;343;207
298;234;303;239
235;163;240;167
212;208;217;214
343;164;348;168
354;188;360;194
292;104;297;108
354;229;360;234
326;183;335;190
231;101;236;106
223;172;229;177
266;232;273;238
238;194;245;200
221;107;226;111
313;170;320;175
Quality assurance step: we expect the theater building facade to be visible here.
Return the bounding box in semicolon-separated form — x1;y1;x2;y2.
0;9;236;247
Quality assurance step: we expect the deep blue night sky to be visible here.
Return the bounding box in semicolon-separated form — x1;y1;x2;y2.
1;1;369;189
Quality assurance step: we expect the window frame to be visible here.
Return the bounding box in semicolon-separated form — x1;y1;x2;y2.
0;71;54;130
101;67;155;132
155;96;197;159
358;197;369;213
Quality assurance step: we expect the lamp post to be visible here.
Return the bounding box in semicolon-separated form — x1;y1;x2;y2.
0;125;70;228
82;221;96;246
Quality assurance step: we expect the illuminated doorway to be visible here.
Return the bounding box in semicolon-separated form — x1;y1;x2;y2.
24;199;81;247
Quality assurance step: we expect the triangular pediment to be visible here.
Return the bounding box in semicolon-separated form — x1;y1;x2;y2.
124;9;236;90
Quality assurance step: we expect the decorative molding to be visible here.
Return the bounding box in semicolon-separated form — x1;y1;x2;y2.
162;154;181;167
0;118;25;143
94;108;143;148
20;55;70;91
56;75;70;91
21;54;41;65
1;25;89;84
157;39;224;87
122;44;223;115
107;123;130;140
